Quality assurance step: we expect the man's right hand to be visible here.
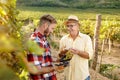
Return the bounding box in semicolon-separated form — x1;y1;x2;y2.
53;65;64;72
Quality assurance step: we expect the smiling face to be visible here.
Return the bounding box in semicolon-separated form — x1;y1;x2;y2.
66;22;79;35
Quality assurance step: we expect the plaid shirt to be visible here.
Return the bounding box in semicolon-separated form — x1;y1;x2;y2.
27;32;57;80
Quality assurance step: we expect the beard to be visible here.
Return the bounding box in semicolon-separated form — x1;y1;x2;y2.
44;27;50;37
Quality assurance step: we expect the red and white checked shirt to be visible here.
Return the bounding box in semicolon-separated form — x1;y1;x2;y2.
27;32;57;80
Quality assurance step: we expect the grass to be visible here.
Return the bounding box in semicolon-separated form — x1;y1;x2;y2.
17;6;120;21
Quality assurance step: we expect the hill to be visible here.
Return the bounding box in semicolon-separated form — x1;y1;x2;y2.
17;0;120;9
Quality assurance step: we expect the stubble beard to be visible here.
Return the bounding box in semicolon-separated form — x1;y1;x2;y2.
44;28;50;37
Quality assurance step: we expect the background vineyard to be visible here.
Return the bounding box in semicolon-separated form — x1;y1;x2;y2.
0;0;120;80
18;6;120;80
18;6;120;44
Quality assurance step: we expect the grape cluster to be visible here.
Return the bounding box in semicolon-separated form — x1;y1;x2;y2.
55;50;73;67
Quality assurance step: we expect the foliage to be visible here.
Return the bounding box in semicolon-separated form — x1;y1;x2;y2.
100;20;120;42
17;6;120;80
0;0;23;75
0;61;19;80
100;64;119;80
80;19;95;37
0;0;120;79
112;27;120;42
18;6;120;45
19;69;28;80
0;0;46;80
26;40;45;55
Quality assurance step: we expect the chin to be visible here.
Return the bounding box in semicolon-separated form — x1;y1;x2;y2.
46;33;50;37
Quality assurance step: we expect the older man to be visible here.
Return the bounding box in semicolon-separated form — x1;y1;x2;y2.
59;15;93;80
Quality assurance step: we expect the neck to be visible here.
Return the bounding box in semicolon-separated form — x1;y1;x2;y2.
70;31;79;40
36;26;44;35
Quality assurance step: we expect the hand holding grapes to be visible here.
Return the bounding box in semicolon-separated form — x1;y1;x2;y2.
69;48;81;55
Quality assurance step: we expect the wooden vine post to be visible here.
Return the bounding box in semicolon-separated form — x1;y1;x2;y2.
92;14;101;70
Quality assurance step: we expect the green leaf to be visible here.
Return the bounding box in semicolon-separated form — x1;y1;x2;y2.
0;62;20;80
26;40;45;55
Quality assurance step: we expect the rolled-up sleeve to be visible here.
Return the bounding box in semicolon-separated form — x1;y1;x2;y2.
85;35;93;59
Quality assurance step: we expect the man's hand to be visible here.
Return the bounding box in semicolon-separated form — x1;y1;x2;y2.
69;48;80;55
69;48;89;59
53;65;64;72
59;49;68;57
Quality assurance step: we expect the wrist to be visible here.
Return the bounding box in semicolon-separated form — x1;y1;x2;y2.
77;51;81;55
53;66;56;71
76;50;79;54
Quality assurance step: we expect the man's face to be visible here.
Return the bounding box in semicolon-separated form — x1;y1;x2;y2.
66;22;79;34
44;23;56;36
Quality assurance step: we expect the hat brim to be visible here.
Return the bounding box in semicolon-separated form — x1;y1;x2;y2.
64;19;79;25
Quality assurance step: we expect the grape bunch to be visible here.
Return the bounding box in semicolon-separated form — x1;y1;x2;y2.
59;49;73;61
55;50;73;67
64;50;73;60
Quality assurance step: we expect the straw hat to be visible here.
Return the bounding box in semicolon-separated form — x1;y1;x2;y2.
64;15;79;25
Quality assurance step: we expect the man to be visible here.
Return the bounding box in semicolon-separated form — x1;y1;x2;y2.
27;14;61;80
59;15;93;80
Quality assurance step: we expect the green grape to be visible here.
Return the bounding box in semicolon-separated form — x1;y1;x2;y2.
26;40;45;55
65;50;73;60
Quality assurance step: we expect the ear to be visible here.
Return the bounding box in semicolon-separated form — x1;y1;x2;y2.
44;23;49;30
78;23;80;26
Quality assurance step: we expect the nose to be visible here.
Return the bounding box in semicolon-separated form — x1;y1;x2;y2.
50;29;54;33
67;27;72;31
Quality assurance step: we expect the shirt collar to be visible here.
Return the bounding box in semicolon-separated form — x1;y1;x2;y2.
34;31;45;39
68;31;82;38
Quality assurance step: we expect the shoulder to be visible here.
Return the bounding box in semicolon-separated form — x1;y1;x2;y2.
30;32;37;40
79;32;91;40
60;34;69;41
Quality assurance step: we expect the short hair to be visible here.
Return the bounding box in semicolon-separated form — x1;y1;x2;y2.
38;14;57;26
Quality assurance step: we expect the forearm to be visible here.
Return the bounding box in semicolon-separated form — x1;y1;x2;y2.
77;51;89;59
18;54;56;75
29;66;55;75
69;48;89;59
35;66;55;74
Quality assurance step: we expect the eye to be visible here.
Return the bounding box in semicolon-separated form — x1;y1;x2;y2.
67;25;75;28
